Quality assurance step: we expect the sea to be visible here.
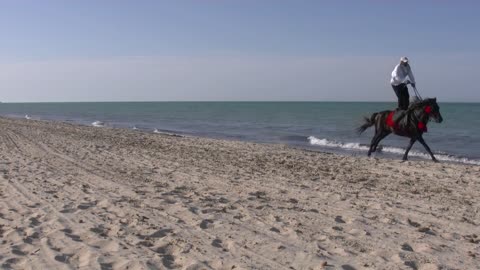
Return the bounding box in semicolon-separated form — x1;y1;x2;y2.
0;102;478;165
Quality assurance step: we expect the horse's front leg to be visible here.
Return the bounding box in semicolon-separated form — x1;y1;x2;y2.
417;136;438;162
403;138;416;161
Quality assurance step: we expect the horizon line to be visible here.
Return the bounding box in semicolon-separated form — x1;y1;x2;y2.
2;100;479;104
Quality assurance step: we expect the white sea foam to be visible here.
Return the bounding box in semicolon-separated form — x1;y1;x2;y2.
92;121;105;127
132;126;138;130
308;136;370;151
308;136;480;165
154;129;184;137
25;115;31;120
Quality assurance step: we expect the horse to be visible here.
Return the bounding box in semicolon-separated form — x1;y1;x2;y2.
356;98;443;162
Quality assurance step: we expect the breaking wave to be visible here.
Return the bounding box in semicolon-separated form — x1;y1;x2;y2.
308;136;480;165
153;129;184;137
91;121;105;127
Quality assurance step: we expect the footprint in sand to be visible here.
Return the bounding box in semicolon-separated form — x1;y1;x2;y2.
161;255;177;269
407;218;421;228
150;228;173;238
335;216;346;224
2;257;27;269
29;216;42;227
137;239;155;248
26;203;41;208
413;243;434;253
463;234;479;244
199;219;214;229
137;228;173;246
401;243;414;252
61;228;83;242
55;253;73;263
68;248;93;269
90;226;109;237
347;228;368;237
93;240;119;253
11;244;30;256
99;262;113;270
77;202;96;210
332;226;343;232
60;204;77;214
211;238;223;248
248;191;269;202
23;231;40;244
270;227;281;233
404;260;418;270
210;238;230;253
56;248;92;268
155;243;182;269
81;184;94;194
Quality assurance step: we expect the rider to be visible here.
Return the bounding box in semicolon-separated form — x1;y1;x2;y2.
391;56;416;110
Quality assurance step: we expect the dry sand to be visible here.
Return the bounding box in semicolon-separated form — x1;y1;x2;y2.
0;117;479;270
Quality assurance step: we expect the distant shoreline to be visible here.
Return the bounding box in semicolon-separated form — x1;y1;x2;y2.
1;110;479;166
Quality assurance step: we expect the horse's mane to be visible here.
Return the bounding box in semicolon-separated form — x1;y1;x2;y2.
408;98;436;111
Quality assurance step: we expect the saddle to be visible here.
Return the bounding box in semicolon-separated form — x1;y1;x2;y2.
393;109;407;123
386;109;410;130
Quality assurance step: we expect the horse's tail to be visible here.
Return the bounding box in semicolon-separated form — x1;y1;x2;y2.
356;112;378;135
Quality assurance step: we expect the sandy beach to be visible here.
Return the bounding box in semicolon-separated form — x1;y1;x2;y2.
0;116;478;270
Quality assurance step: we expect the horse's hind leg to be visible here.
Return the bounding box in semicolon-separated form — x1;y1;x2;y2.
367;132;380;157
402;138;417;161
372;131;390;152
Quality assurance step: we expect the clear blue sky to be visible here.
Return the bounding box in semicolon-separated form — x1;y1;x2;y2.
1;0;479;102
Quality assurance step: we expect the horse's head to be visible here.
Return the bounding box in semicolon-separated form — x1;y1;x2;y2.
423;98;443;123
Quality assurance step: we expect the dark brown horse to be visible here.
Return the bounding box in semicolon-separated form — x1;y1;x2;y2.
357;98;443;161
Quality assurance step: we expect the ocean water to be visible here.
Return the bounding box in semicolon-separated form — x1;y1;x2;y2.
1;102;479;165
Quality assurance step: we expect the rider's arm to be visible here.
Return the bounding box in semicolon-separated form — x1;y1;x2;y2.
407;66;416;85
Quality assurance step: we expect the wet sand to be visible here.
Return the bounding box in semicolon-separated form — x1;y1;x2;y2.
0;117;479;270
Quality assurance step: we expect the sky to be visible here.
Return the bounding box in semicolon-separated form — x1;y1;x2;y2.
0;0;479;102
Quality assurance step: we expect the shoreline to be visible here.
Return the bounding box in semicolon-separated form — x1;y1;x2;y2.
2;114;479;166
0;116;479;269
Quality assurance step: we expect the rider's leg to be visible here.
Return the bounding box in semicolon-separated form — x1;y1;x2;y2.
398;84;409;110
391;84;403;109
403;86;410;109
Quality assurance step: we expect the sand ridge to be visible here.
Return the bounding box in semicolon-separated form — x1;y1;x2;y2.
0;117;479;269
